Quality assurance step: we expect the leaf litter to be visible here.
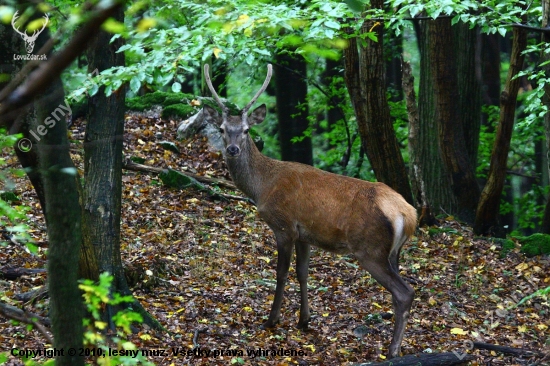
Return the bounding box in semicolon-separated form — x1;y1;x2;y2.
0;113;549;365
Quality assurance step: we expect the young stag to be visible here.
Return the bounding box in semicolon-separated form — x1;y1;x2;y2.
202;64;416;358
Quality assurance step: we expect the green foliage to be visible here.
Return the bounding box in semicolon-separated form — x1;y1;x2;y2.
516;233;550;257
514;285;550;308
79;273;154;366
389;98;409;163
0;129;32;251
387;0;541;37
476;106;498;178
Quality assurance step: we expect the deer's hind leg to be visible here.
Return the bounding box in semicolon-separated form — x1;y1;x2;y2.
295;240;311;329
355;254;414;359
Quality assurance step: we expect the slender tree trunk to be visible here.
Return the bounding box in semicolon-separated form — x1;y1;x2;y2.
6;24;85;364
386;33;403;101
474;26;527;235
323;58;345;133
1;19;98;280
343;2;413;204
84;6;161;329
429;17;480;223
0;21;48;210
480;33;501;128
274;52;313;165
36;79;84;366
539;0;550;233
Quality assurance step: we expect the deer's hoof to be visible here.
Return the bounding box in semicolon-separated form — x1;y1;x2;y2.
387;346;401;359
296;318;310;330
260;319;278;330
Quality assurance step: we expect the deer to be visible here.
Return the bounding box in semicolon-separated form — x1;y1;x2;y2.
202;63;417;359
11;11;49;54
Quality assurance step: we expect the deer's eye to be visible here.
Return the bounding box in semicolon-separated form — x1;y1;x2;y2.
218;127;224;134
243;128;249;134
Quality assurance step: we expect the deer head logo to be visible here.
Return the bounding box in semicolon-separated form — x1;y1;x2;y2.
11;12;49;54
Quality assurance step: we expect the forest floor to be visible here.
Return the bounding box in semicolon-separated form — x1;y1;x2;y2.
1;111;549;366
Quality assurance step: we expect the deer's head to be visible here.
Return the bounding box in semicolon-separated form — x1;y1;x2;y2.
203;64;272;158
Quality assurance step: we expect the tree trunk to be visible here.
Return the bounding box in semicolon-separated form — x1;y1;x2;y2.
31;48;85;366
1;19;98;280
455;23;481;169
429;17;480;223
474;26;527;236
385;33;403;101
480;33;501;127
84;6;161;329
274;52;313;165
540;0;550;233
402;60;436;226
413;20;457;217
0;19;47;212
343;2;413;204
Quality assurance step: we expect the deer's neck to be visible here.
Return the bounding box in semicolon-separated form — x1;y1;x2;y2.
225;137;271;203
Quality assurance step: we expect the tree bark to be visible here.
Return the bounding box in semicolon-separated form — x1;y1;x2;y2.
0;19;47;214
455;23;481;169
541;0;550;233
385;33;403;101
343;2;413;204
429;17;480;223
402;60;436;226
34;54;85;366
84;6;161;329
414;20;457;218
474;26;527;235
274;52;313;165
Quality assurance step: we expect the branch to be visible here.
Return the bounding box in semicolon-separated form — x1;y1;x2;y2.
472;342;545;357
0;301;52;344
0;1;123;130
122;159;237;190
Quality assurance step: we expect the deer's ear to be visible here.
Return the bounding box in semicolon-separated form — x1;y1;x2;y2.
248;104;266;126
203;105;222;126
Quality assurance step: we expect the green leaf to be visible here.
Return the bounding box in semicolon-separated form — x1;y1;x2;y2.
172;82;182;93
366;32;378;42
101;18;126;34
130;77;141;94
344;0;365;12
324;20;340;30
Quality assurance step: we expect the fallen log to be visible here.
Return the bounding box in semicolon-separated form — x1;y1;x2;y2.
0;301;52;343
0;267;46;281
122;159;236;190
472;341;544;357
355;352;475;365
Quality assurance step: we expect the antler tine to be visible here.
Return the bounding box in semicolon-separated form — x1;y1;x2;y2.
203;64;228;115
242;64;272;114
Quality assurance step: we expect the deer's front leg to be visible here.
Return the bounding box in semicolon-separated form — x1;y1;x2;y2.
295;241;310;330
261;232;294;329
